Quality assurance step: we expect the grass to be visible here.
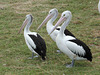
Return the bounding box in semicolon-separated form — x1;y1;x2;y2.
0;0;100;75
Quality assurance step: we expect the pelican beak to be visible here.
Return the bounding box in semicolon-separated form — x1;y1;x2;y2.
49;17;67;35
37;13;54;30
18;19;28;34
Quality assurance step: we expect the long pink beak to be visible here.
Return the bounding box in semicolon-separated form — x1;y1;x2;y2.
18;19;28;34
49;17;67;35
37;13;53;30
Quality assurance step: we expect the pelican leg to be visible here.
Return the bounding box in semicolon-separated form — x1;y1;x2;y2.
31;52;34;59
66;60;75;68
56;50;62;53
33;55;38;58
28;53;38;59
28;53;34;59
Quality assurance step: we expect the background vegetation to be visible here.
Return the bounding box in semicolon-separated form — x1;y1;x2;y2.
0;0;100;75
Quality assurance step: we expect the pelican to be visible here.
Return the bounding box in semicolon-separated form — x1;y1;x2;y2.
50;10;92;68
98;0;100;13
18;14;46;60
37;8;75;53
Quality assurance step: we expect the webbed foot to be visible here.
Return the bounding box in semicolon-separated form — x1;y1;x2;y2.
56;50;62;53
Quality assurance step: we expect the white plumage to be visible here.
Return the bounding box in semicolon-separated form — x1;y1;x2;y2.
18;14;46;60
37;8;75;53
37;8;75;42
24;32;37;54
37;8;59;42
66;41;86;56
50;10;92;68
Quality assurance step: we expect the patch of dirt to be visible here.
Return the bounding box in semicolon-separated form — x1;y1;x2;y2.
0;0;49;14
0;3;10;9
0;54;3;58
11;0;48;14
92;29;100;38
11;0;33;14
0;4;6;9
72;20;83;24
97;56;100;59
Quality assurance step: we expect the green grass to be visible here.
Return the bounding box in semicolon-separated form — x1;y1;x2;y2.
0;0;100;75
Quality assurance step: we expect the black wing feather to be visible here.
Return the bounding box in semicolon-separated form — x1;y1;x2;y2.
56;28;75;37
28;34;46;60
69;39;92;61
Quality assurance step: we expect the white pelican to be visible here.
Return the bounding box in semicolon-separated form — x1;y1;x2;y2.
98;0;100;13
37;8;75;53
50;10;92;68
18;14;46;60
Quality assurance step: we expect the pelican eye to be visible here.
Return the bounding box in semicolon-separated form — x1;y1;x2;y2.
63;14;66;17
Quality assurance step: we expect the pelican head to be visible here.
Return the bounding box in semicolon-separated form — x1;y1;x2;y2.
49;10;72;34
18;14;33;34
37;8;58;30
